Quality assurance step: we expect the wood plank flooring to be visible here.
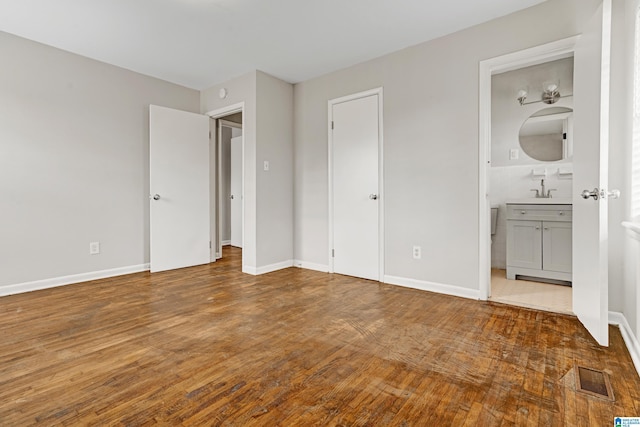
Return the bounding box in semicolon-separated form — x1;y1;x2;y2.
0;247;638;425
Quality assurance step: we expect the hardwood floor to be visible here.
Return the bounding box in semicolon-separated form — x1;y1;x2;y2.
0;247;638;425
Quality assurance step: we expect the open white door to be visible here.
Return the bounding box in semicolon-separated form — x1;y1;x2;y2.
150;105;210;272
572;0;612;346
230;136;242;248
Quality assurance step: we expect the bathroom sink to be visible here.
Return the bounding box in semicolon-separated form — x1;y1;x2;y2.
506;198;572;205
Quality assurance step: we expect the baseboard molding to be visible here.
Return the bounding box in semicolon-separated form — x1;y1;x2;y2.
243;260;294;276
293;260;330;273
383;275;480;300
0;263;150;297
222;240;231;246
609;311;640;377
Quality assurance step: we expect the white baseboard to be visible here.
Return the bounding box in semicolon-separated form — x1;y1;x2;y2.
293;260;330;273
609;311;640;377
383;275;480;300
242;260;294;276
222;240;231;246
0;263;150;297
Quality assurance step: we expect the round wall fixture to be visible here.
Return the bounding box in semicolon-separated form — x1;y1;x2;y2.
219;88;228;99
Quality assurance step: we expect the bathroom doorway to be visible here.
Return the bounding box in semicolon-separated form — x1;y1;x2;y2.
487;56;574;315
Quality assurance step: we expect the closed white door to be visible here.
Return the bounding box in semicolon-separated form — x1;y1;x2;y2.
331;92;381;281
572;0;612;346
149;105;210;272
230;136;242;248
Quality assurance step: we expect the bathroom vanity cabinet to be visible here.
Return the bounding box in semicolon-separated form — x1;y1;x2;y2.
506;203;572;283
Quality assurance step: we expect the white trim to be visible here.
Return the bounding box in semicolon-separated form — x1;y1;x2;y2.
205;103;245;269
293;260;330;273
328;87;384;280
243;260;294;276
0;264;150;297
222;240;232;246
609;311;640;377
219;119;242;129
384;275;481;301
478;36;579;301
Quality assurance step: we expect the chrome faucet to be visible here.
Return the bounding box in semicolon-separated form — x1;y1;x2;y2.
530;179;556;198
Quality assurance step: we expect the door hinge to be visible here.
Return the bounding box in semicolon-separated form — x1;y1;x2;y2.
209;131;212;139
332;249;335;257
209;241;212;249
331;121;334;130
563;132;566;140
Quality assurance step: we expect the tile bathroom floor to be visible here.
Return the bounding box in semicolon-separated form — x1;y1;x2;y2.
490;268;573;315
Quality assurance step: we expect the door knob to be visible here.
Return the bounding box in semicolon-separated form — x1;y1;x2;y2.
151;194;161;201
369;194;378;200
230;195;234;200
581;188;621;200
581;188;600;200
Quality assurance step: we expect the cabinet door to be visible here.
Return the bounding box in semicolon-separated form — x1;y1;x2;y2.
542;221;572;273
507;220;542;270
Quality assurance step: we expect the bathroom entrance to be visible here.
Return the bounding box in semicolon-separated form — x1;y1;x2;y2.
479;0;616;346
488;56;574;315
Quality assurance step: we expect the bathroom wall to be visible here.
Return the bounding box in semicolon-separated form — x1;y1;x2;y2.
490;58;574;269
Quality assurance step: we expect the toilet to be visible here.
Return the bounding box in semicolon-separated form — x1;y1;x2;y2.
490;207;498;242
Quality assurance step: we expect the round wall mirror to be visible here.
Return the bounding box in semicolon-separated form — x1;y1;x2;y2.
518;107;573;162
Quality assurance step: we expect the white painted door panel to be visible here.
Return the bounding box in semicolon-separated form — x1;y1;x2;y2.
572;0;611;345
230;136;242;248
150;105;210;272
332;94;379;280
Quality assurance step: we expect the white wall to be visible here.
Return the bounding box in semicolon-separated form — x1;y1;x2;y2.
0;31;199;290
201;70;294;272
293;0;600;293
614;0;638;337
256;71;294;268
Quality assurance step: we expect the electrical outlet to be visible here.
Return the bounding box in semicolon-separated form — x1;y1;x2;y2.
509;148;519;160
89;242;100;255
412;245;421;259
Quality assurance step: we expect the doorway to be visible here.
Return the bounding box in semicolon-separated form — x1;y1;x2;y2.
206;103;244;268
479;0;614;347
328;88;384;281
488;56;575;315
217;117;243;255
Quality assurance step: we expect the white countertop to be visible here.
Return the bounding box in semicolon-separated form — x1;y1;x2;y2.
506;198;572;205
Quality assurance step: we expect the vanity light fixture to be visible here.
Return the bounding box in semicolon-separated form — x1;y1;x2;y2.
542;82;560;104
517;89;528;106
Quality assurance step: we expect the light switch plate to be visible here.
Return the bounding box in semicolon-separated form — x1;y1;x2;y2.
264;161;269;171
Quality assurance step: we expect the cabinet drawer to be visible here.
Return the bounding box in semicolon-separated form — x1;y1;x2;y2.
506;204;572;222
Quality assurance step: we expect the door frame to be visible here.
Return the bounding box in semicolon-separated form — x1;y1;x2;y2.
218;119;243;257
328;87;385;280
478;37;579;300
206;102;245;267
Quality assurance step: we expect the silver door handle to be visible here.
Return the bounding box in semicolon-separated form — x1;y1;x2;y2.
369;194;378;200
581;188;600;200
581;188;621;200
151;194;161;201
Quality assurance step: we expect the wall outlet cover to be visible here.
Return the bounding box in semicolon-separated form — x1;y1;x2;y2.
89;242;100;255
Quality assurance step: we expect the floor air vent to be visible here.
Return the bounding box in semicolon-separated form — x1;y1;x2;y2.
574;366;614;401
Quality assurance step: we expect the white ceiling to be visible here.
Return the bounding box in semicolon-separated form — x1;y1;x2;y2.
0;0;546;90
